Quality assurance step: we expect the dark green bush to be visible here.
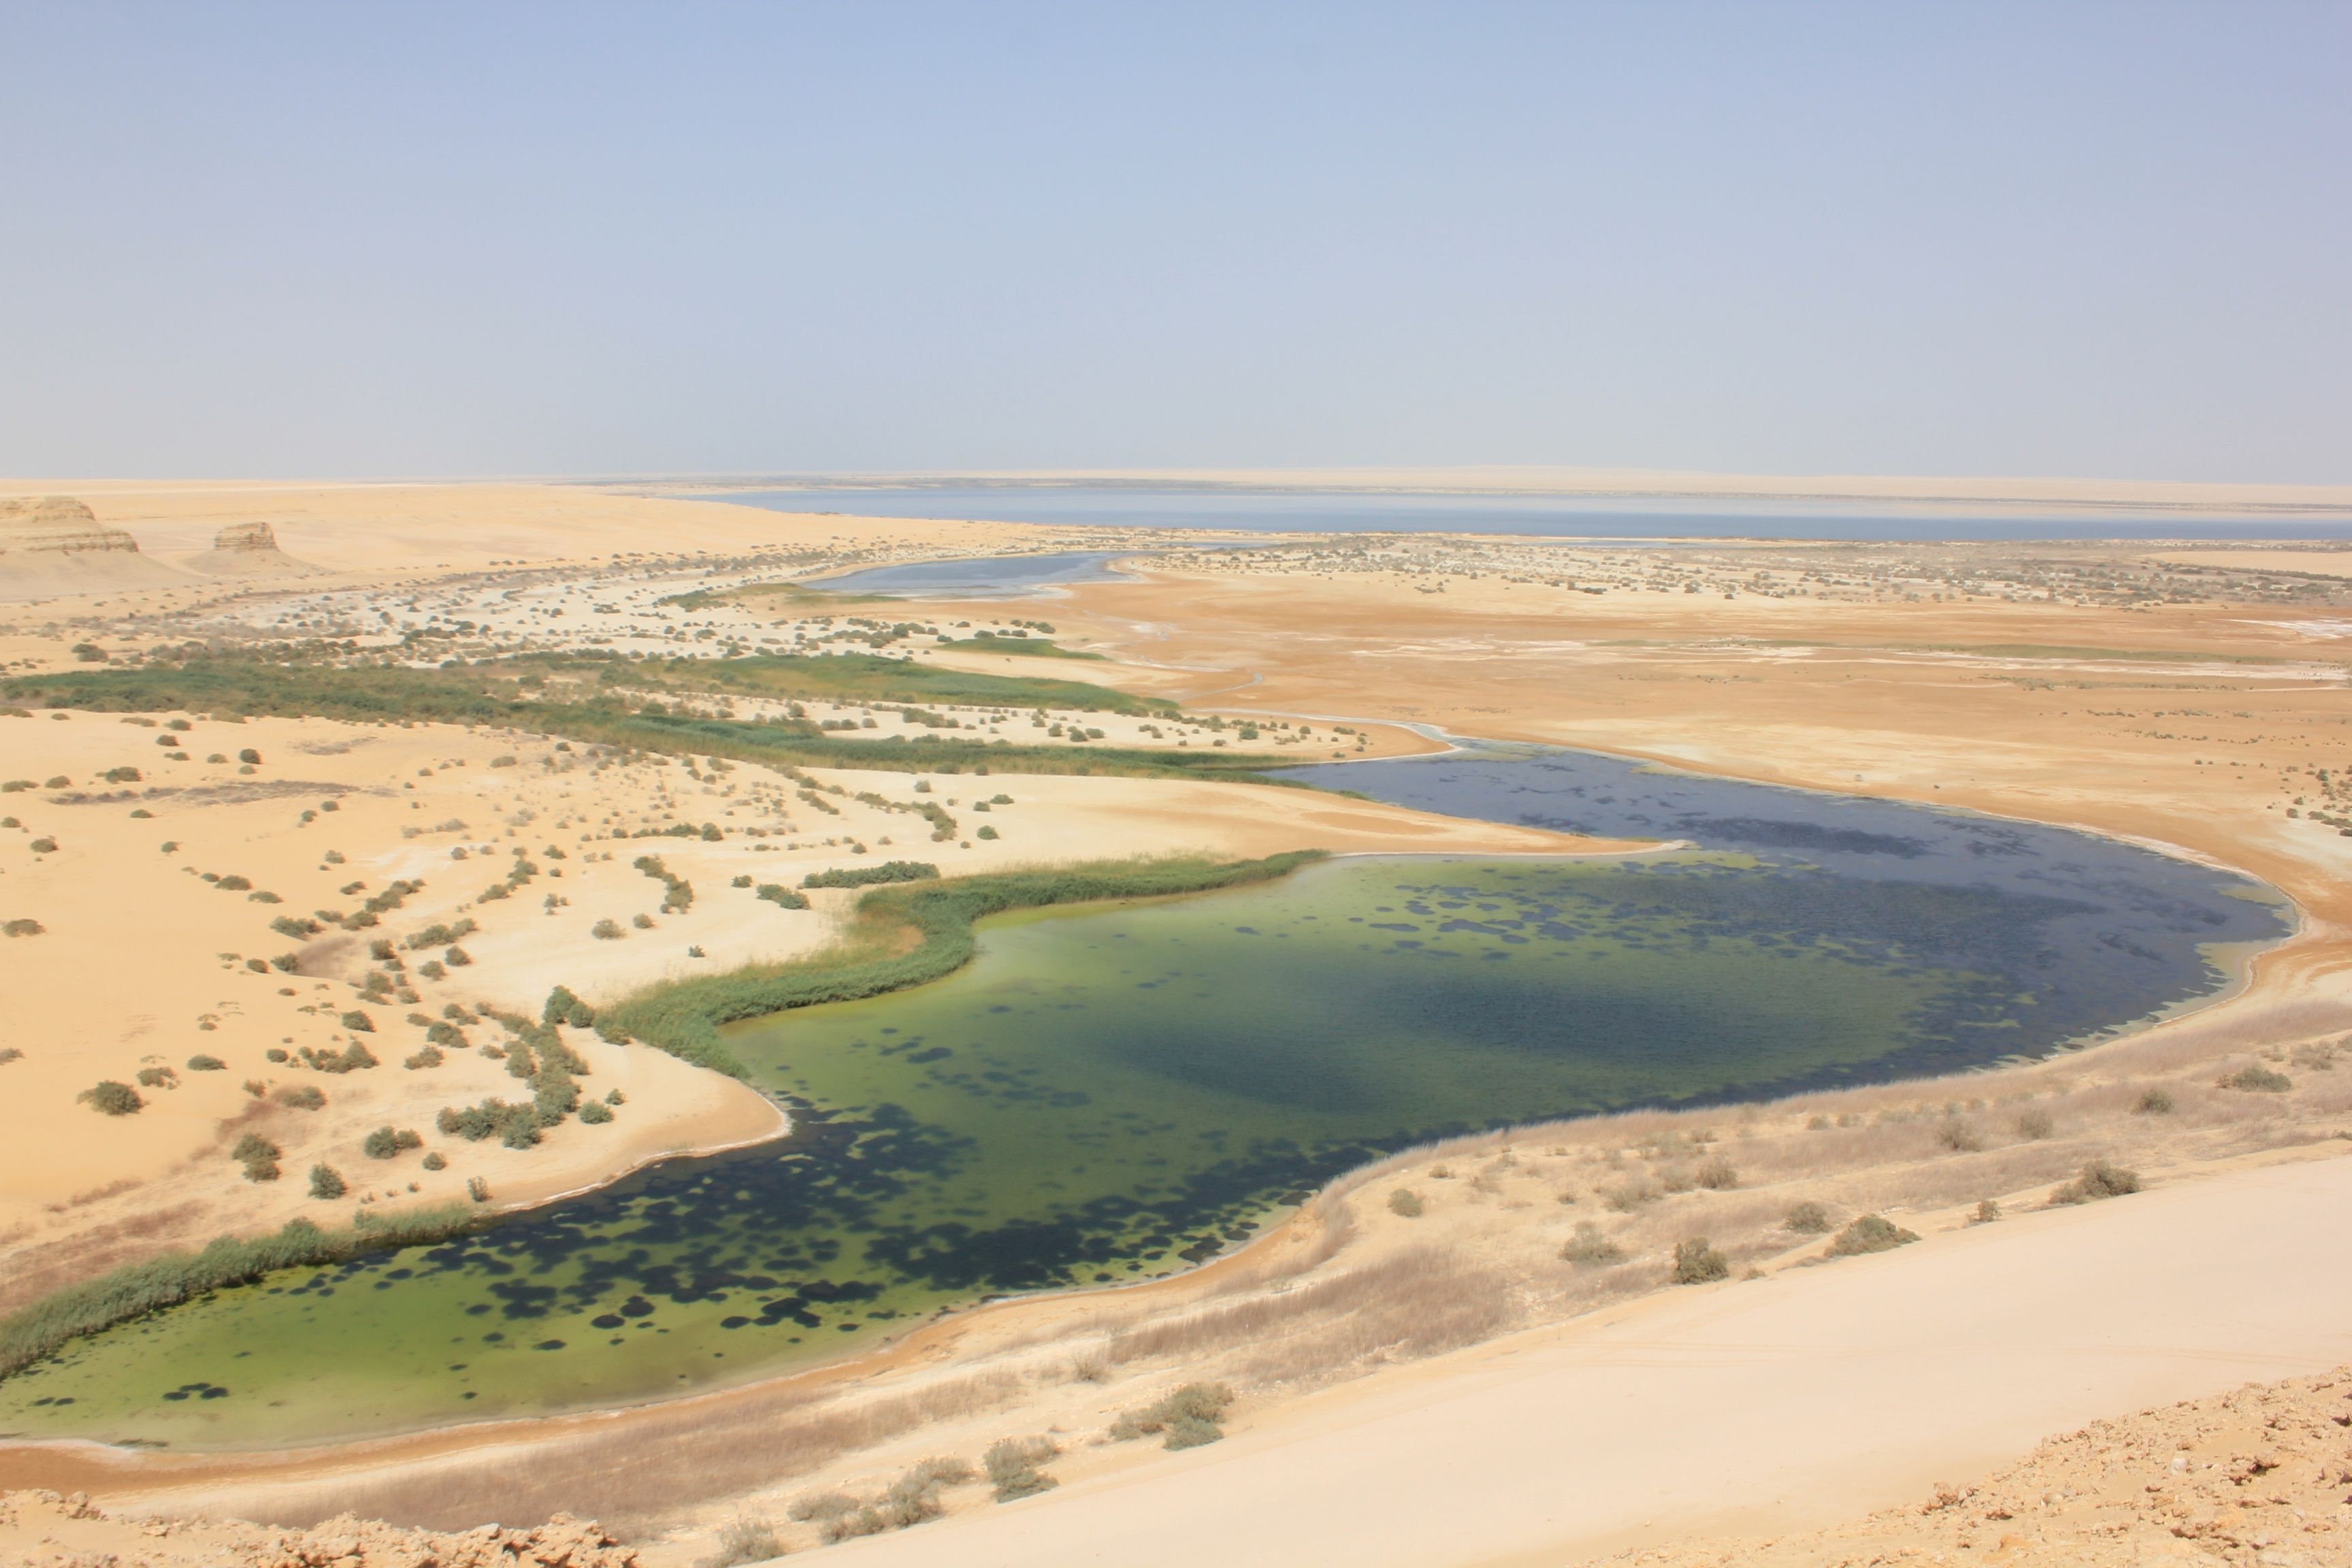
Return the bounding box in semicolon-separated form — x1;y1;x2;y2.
1671;1237;1730;1284
1827;1215;1919;1256
363;1126;423;1159
578;1100;612;1124
755;883;811;909
802;860;939;889
78;1080;142;1115
307;1164;346;1199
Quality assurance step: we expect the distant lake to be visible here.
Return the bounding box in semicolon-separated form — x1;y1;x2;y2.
704;485;2352;542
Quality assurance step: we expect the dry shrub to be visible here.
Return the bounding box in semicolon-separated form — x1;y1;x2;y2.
1827;1215;1918;1257
1561;1222;1626;1267
2051;1159;2140;1205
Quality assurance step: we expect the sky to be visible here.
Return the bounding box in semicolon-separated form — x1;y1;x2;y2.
1;1;2346;483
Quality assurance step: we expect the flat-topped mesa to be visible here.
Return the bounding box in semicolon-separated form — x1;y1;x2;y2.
182;517;320;577
213;520;278;552
0;495;142;556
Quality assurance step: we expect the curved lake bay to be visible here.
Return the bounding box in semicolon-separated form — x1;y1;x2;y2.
0;749;2287;1444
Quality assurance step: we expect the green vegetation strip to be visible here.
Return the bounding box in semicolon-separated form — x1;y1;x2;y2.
0;1205;474;1380
598;851;1326;1077
0;655;1295;785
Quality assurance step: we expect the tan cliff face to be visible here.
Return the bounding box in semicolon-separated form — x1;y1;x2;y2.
0;496;143;556
212;521;278;553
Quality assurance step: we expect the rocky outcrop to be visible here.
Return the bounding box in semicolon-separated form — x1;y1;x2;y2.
0;1492;641;1568
214;521;280;553
181;518;321;578
0;495;187;600
0;496;143;556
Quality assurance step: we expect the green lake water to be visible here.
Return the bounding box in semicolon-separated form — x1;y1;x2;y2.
0;851;2194;1444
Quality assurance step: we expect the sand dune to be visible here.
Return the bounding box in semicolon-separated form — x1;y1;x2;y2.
817;1152;2352;1568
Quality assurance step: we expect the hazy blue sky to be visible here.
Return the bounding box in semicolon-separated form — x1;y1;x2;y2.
2;2;2345;482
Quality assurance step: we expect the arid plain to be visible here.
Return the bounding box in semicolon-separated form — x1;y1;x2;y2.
5;478;2352;1568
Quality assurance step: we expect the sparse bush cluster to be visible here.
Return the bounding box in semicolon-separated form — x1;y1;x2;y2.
1108;1382;1233;1449
787;1456;976;1544
1670;1236;1730;1284
1561;1221;1627;1267
755;882;811;909
2051;1158;2140;1205
801;860;939;890
232;1133;281;1182
982;1436;1060;1501
635;853;695;913
2221;1064;2292;1094
363;1126;425;1160
1827;1215;1920;1256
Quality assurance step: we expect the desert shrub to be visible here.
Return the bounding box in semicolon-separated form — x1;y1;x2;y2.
1386;1188;1424;1218
698;1516;783;1567
1784;1200;1831;1234
421;1151;446;1171
232;1133;281;1182
425;1020;467;1047
404;1045;444;1069
270;914;322;939
1109;1383;1232;1448
1560;1221;1626;1267
0;1047;22;1064
363;1126;423;1160
300;1041;378;1073
1600;1178;1661;1212
437;1097;541;1147
216;875;252;892
1671;1237;1730;1284
103;766;142;783
2221;1064;2292;1093
755;883;811;909
592;918;624;940
2134;1087;2175;1114
444;945;472;966
135;1065;178;1089
2290;1041;2337;1071
273;1084;326;1109
1935;1115;1985;1153
730;874;753;888
2052;1159;2140;1204
2015;1107;2055;1139
786;1492;859;1525
466;1176;491;1202
578;1099;613;1124
238;748;261;765
632;913;655;930
3;919;44;938
1827;1215;1919;1256
79;1080;142;1115
417;958;447;979
542;985;596;1028
29;836;57;853
1694;1156;1738;1190
976;825;999;840
308;1164;347;1199
984;1436;1060;1501
1971;1198;2002;1224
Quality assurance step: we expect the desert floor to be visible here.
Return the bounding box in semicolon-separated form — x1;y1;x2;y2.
3;479;2352;1566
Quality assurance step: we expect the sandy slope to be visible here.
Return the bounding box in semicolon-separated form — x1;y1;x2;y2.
812;1152;2352;1568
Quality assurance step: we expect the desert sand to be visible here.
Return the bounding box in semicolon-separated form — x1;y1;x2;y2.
5;477;2352;1567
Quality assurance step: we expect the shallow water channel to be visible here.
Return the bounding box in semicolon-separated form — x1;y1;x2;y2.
0;747;2287;1446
